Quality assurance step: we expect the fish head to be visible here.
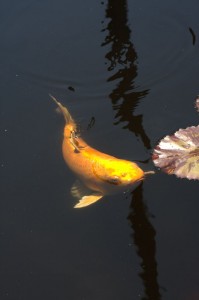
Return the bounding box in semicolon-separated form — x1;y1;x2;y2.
92;159;145;194
109;161;145;187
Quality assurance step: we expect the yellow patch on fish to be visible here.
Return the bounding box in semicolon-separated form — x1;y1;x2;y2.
51;95;154;208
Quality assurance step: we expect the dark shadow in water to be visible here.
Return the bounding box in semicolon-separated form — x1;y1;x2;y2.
87;116;96;130
128;184;161;300
102;1;161;299
101;0;151;150
189;27;196;45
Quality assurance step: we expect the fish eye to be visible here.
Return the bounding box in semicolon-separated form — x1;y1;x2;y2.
107;176;121;185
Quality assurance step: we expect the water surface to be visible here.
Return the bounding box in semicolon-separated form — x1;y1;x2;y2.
1;0;199;299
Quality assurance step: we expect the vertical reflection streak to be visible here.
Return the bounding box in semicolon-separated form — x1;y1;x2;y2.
102;1;161;299
102;0;151;149
128;184;161;300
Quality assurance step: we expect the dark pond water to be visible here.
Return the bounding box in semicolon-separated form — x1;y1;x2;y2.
1;0;199;299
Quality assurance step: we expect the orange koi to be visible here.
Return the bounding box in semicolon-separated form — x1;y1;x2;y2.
51;95;154;208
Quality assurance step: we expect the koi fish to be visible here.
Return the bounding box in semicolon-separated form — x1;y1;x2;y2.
51;95;154;208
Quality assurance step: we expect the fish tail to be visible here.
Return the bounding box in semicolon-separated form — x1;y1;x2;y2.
49;94;76;126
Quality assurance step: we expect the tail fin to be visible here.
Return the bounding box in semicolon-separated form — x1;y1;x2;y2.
49;94;75;126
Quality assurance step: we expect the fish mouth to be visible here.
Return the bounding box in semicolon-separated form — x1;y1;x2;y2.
125;176;143;186
126;170;154;185
134;171;154;183
138;176;145;182
134;176;145;184
137;170;155;182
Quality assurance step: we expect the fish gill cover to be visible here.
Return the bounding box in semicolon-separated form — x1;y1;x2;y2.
152;97;199;180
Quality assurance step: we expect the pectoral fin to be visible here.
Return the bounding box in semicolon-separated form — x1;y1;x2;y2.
74;193;103;208
71;180;103;208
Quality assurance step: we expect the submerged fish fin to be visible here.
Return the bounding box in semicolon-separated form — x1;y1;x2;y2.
71;180;103;208
74;193;103;208
49;94;76;128
71;180;90;199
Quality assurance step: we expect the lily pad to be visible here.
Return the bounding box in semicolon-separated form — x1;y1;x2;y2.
153;125;199;180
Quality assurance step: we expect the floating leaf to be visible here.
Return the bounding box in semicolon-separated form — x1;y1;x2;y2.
152;125;199;180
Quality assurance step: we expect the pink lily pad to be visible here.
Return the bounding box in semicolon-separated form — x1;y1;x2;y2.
153;125;199;180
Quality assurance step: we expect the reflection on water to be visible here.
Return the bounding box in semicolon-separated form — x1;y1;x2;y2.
102;1;161;299
102;0;151;149
128;184;161;300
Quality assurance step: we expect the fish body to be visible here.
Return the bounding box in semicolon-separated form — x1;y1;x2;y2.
51;95;152;208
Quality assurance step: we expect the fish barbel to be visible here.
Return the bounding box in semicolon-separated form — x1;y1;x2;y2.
51;95;154;208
